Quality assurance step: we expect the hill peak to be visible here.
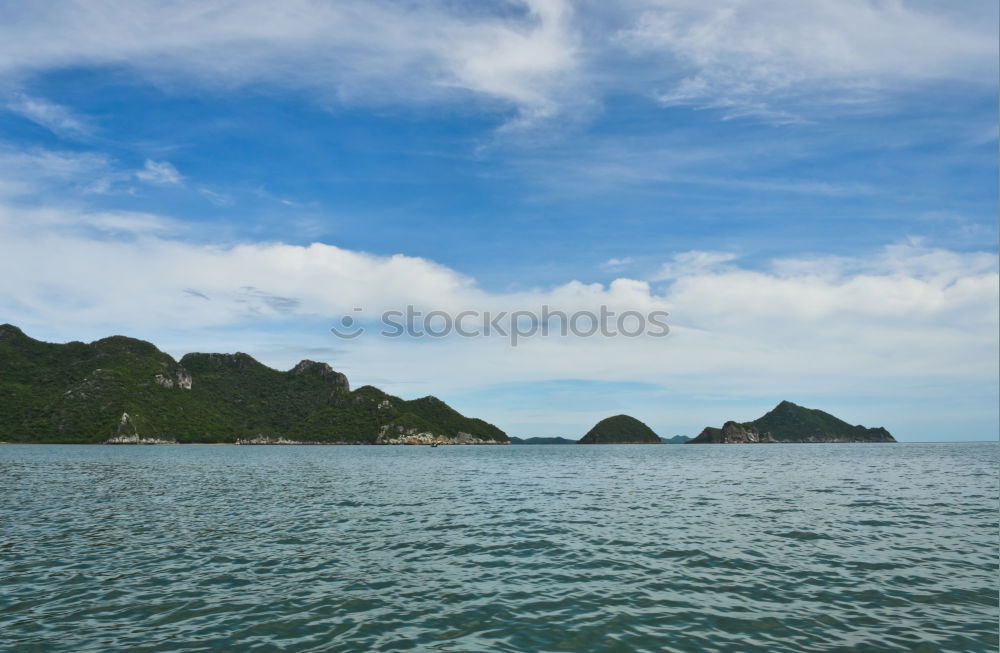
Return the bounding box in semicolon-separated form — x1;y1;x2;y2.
90;335;163;356
290;359;349;391
0;324;27;341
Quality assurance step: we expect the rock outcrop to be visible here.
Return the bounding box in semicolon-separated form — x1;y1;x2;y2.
235;436;308;445
105;412;176;444
153;368;192;390
290;359;349;392
376;425;507;445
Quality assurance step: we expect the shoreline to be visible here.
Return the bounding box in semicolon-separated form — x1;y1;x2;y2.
2;440;998;445
0;441;513;446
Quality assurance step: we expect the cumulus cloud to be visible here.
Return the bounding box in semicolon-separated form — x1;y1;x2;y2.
0;201;995;402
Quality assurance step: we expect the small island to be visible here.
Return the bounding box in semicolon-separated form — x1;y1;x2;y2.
687;401;896;444
661;435;691;444
510;437;576;445
577;415;661;444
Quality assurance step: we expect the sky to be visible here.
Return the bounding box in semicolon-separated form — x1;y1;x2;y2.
0;0;996;441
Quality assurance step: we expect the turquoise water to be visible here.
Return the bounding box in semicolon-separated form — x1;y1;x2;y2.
1;443;997;652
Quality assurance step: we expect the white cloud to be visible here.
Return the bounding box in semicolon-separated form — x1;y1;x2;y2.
0;146;116;198
602;257;633;268
0;147;192;199
0;1;990;129
136;159;183;186
0;0;580;129
617;0;998;118
5;92;93;137
197;187;232;206
78;210;181;235
653;250;737;280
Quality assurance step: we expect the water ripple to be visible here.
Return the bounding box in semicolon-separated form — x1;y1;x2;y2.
1;442;997;652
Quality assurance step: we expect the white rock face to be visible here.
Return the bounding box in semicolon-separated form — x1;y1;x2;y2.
376;424;506;445
235;436;308;445
175;370;193;389
153;374;174;389
106;433;176;444
105;412;175;444
153;369;193;389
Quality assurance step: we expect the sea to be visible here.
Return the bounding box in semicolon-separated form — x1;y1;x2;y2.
1;442;997;652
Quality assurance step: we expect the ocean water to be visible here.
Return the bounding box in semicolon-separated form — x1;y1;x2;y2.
1;443;997;653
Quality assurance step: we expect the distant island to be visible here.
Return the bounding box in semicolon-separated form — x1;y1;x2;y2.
661;435;691;444
510;437;576;445
0;324;508;445
512;433;690;444
687;401;896;443
577;415;661;444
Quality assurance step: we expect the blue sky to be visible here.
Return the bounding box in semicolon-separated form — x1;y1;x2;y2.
0;1;997;440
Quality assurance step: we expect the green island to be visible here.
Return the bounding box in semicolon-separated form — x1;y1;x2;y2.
0;324;508;445
577;414;662;444
687;400;896;443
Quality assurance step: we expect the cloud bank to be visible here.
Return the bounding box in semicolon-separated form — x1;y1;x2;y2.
1;201;995;403
0;1;994;126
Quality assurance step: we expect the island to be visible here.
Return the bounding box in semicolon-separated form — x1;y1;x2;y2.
577;414;661;444
661;435;691;444
510;437;576;445
686;401;896;443
0;324;509;445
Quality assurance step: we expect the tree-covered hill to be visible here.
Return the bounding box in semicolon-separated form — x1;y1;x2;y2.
0;324;507;444
687;401;895;443
577;415;661;444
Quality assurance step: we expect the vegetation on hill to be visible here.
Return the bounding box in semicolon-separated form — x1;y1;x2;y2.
0;324;507;444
